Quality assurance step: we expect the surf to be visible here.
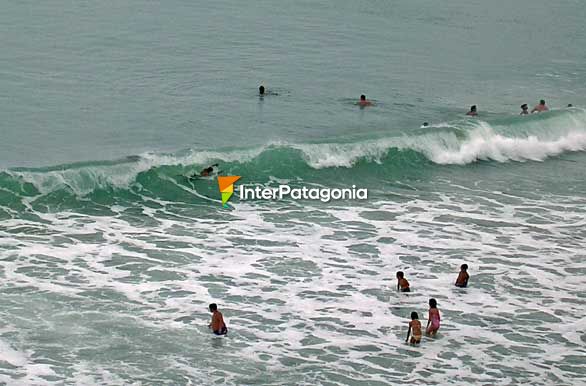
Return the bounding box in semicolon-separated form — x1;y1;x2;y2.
1;108;585;208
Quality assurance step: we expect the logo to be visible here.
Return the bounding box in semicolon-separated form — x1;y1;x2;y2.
217;175;367;207
240;184;367;202
217;176;241;207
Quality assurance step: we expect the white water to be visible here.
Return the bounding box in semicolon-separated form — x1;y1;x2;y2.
1;176;585;384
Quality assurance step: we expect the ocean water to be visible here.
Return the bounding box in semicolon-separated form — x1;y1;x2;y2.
1;0;586;385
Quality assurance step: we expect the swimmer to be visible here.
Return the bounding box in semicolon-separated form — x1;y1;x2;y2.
466;105;478;116
422;122;429;127
396;271;410;293
258;85;278;96
406;311;422;344
426;298;440;336
567;104;573;107
208;303;228;336
199;164;219;177
520;104;529;115
455;264;469;288
531;99;549;113
358;94;372;107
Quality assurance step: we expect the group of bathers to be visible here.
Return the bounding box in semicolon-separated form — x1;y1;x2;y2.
403;264;469;345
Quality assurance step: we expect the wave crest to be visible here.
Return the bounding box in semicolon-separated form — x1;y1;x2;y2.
2;109;585;200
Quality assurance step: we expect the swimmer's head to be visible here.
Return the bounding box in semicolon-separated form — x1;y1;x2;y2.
411;311;419;320
540;99;546;105
521;104;528;110
470;105;477;112
461;264;468;271
360;94;366;101
396;271;404;279
209;303;218;312
259;85;265;95
568;103;573;107
422;122;429;127
429;298;437;308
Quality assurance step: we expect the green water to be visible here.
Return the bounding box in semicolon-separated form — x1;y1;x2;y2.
1;0;586;385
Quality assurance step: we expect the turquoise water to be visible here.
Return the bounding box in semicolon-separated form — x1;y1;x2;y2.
1;1;586;385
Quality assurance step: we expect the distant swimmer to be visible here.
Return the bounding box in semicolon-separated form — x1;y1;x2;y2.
396;271;410;293
466;105;478;116
258;85;278;96
406;311;422;344
422;122;429;127
567;103;573;107
455;264;469;288
208;303;228;336
358;94;373;107
531;99;549;113
520;104;529;115
426;298;440;336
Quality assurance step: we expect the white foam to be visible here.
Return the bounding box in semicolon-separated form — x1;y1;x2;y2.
425;122;586;164
0;340;27;367
2;114;586;385
3;182;585;384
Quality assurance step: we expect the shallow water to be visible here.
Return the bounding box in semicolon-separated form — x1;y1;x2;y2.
1;0;586;385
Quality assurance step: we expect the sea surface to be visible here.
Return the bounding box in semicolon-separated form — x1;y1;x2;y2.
1;0;586;385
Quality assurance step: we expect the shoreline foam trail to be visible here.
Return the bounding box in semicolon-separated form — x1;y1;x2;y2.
1;178;584;384
3;0;586;383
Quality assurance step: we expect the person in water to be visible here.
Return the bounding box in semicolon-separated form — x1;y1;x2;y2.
396;271;410;292
199;164;219;177
455;264;469;288
426;298;440;336
531;99;549;113
466;105;478;116
520;104;529;115
259;85;279;96
567;103;573;107
406;311;422;344
208;303;228;336
422;122;429;127
358;94;372;107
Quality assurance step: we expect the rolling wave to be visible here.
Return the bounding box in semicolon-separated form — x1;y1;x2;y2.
1;108;585;204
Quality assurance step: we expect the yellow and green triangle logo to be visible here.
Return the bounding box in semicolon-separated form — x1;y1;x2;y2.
217;176;241;207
